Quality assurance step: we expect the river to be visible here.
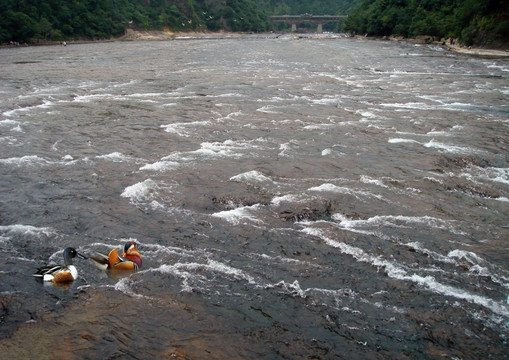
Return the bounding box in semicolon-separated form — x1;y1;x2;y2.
0;34;508;359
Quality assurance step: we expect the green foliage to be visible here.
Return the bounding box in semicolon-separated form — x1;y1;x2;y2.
268;0;357;16
345;0;508;47
1;0;506;46
494;20;509;39
3;10;37;42
0;0;278;43
0;0;365;44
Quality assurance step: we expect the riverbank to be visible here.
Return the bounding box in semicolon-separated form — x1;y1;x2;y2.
3;30;509;57
118;30;509;57
382;34;509;57
116;28;246;41
446;43;509;57
0;29;242;48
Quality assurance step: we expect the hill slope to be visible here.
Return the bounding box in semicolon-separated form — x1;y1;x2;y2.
344;0;508;48
0;0;360;44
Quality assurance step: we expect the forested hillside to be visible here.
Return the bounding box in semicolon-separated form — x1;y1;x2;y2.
269;0;358;16
0;0;264;43
1;0;507;48
345;0;509;47
0;0;358;44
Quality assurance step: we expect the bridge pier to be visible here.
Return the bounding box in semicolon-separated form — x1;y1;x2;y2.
290;22;323;33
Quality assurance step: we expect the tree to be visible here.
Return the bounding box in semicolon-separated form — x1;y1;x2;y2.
344;0;508;47
4;11;36;42
37;17;52;39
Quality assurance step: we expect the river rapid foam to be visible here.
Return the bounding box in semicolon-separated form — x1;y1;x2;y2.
0;35;508;359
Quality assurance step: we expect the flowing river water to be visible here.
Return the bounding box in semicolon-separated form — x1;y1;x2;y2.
0;34;508;359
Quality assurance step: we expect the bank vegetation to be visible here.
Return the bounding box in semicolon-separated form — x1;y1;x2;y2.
1;0;507;49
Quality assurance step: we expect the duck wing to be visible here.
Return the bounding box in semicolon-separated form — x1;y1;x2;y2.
111;255;139;271
89;251;111;270
33;265;63;277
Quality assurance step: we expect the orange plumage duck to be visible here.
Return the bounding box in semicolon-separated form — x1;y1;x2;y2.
90;241;142;271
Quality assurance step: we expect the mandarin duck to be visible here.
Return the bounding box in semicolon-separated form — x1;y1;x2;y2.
90;241;142;271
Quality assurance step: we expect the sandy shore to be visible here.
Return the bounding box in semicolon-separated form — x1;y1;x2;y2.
446;44;509;57
0;29;242;48
382;35;509;57
118;29;246;41
119;28;177;41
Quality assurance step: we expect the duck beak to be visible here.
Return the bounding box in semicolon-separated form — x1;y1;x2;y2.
77;252;88;260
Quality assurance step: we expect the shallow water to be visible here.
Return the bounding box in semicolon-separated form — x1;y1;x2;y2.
0;34;508;359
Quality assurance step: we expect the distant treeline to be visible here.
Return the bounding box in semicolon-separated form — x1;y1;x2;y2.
344;0;509;47
0;0;263;42
1;0;507;47
270;0;358;17
1;0;360;44
0;0;349;43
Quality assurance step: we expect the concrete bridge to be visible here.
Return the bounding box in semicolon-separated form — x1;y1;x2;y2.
270;14;346;33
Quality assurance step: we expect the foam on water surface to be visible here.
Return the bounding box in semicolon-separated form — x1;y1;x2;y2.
211;204;264;225
307;183;384;201
301;227;509;318
120;178;168;210
230;170;274;184
96;152;136;162
330;214;467;236
0;224;56;237
141;139;267;172
1;37;508;358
